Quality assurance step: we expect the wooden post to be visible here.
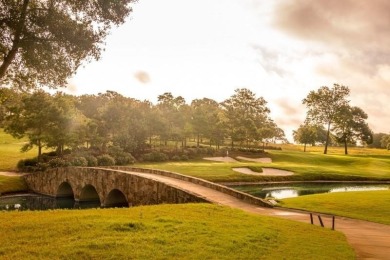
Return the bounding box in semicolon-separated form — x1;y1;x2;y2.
332;216;335;230
310;213;313;224
318;215;324;227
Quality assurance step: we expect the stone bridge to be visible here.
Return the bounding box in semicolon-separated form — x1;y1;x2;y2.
23;167;272;208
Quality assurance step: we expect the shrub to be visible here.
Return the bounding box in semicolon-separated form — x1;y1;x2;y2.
180;154;189;161
17;158;39;172
85;155;98;167
141;151;168;162
171;155;181;161
48;158;70;168
70;157;88;167
97;154;116;166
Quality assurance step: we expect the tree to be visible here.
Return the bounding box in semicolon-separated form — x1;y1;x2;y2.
303;84;350;154
332;105;373;154
368;133;388;148
191;98;221;148
381;134;390;150
0;0;135;89
221;88;271;148
293;124;317;152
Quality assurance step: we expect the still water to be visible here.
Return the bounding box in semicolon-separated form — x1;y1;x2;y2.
231;182;390;199
0;194;101;211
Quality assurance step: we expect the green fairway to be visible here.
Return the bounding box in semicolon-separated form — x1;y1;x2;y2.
0;175;27;195
0;129;39;171
0;204;355;259
280;190;390;225
138;149;390;182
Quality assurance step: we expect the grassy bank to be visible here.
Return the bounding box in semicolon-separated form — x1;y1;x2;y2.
0;129;38;171
0;204;355;259
280;190;390;225
0;175;28;195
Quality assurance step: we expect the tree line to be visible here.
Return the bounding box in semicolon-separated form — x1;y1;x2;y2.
0;87;286;161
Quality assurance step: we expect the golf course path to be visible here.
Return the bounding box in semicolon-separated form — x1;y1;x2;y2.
131;171;390;260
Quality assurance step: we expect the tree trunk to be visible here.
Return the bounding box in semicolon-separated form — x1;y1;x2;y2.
344;138;348;155
304;143;307;152
0;0;29;79
324;121;331;154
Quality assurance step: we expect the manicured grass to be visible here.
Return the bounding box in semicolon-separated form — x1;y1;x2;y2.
0;175;28;195
279;190;390;225
138;149;390;182
0;204;355;259
0;129;39;171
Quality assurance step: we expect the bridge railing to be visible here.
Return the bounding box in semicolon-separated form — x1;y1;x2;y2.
105;166;273;208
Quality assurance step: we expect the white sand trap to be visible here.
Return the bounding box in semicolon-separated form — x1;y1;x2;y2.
236;156;272;163
203;157;238;162
233;167;294;176
0;172;26;176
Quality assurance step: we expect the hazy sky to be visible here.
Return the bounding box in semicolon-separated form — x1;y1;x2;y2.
68;0;390;140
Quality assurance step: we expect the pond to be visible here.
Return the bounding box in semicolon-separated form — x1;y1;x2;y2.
231;182;390;199
0;194;107;211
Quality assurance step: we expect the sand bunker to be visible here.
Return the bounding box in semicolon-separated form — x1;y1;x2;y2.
236;156;272;163
203;157;238;162
0;172;26;176
233;167;294;176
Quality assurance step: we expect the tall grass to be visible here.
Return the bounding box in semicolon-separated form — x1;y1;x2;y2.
0;204;355;259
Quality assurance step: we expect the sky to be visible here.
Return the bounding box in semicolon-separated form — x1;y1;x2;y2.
67;0;390;141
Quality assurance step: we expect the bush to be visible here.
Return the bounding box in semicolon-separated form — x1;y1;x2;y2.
17;158;39;172
108;146;136;165
70;157;88;167
171;155;181;161
85;155;98;167
180;154;189;161
97;154;116;166
141;151;169;162
48;158;70;168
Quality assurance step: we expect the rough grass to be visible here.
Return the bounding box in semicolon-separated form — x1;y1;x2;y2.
0;175;28;195
279;190;390;225
0;204;355;259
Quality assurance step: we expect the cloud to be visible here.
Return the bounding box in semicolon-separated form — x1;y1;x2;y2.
134;71;151;84
273;0;390;68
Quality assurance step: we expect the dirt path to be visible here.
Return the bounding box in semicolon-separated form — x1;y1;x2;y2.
0;172;26;176
125;170;390;260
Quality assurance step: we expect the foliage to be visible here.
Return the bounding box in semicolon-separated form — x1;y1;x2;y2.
303;84;350;154
381;134;390;150
48;157;70;168
293;124;328;152
85;155;98;167
368;133;388;148
97;154;116;166
0;0;135;89
221;88;283;148
69;156;88;167
280;190;390;225
0;204;355;259
141;151;169;162
332;105;373;154
108;146;135;165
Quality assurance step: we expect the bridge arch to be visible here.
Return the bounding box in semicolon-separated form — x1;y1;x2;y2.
56;182;74;198
105;189;128;208
79;184;101;203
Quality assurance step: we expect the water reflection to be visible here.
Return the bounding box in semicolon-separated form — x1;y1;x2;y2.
0;194;102;211
233;183;390;199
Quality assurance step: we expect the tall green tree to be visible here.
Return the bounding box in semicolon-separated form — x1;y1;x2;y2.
0;0;135;89
333;105;373;154
380;134;390;150
221;88;272;148
293;124;318;152
191;98;221;148
303;84;350;154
